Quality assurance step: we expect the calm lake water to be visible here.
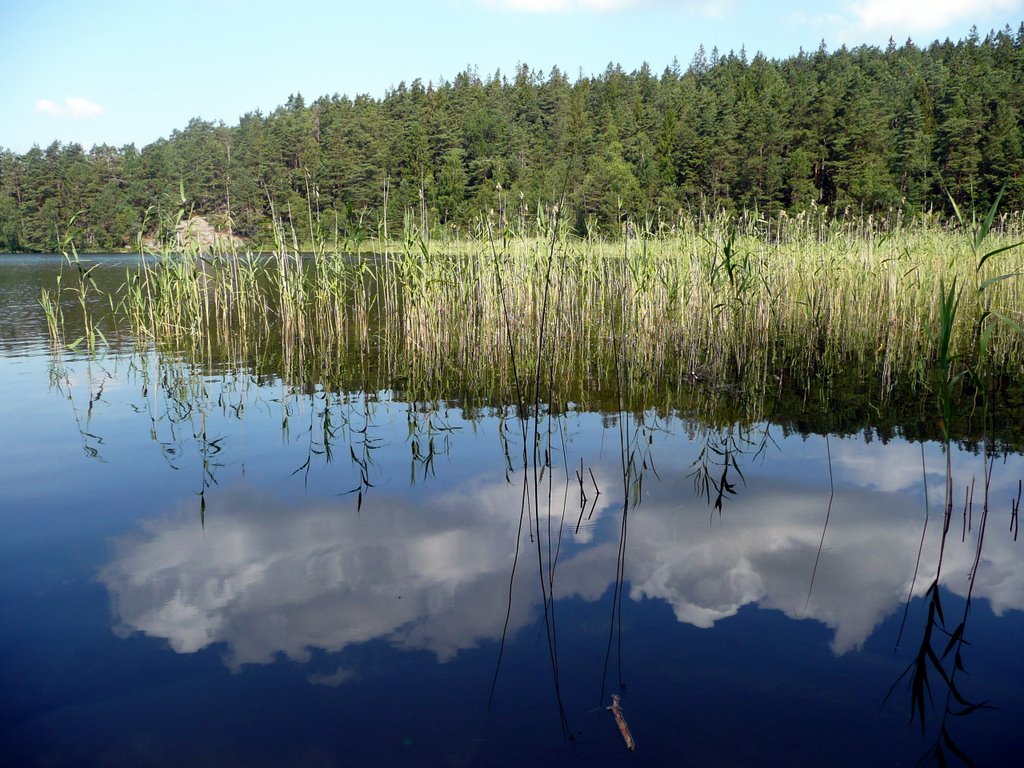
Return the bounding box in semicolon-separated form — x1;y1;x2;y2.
2;254;1023;767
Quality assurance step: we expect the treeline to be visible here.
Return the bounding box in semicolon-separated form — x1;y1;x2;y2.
2;24;1024;251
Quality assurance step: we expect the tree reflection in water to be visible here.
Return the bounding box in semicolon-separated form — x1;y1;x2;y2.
47;347;1022;763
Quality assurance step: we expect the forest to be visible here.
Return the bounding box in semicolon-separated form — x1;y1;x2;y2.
1;23;1023;251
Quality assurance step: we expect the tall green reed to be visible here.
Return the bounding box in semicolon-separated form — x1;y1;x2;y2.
888;186;1024;767
42;206;1024;422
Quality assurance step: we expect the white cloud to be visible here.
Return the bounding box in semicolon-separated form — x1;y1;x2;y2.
617;465;1024;653
100;468;616;669
832;439;934;493
34;96;103;119
793;0;1023;43
848;0;1020;34
65;96;104;118
306;666;357;687
34;99;61;116
99;438;1024;670
480;0;730;15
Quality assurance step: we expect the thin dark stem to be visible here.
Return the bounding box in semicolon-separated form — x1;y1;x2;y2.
803;433;834;615
896;442;931;650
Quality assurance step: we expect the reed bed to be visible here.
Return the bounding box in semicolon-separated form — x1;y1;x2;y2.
42;212;1024;418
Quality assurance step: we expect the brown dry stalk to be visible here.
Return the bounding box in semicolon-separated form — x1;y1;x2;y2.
609;694;636;751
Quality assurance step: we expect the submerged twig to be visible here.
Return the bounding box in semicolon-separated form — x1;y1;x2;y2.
608;694;636;751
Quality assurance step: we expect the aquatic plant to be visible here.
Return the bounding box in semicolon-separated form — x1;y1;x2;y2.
40;207;1024;424
885;188;1023;767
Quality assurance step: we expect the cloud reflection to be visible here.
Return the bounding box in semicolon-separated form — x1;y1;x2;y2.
101;435;1024;670
615;440;1024;653
102;474;592;668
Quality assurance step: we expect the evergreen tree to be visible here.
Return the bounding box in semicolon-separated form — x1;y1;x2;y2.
1;22;1022;250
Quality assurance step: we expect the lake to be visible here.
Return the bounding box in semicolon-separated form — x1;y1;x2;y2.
1;253;1023;767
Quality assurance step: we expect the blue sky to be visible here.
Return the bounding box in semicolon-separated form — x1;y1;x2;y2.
1;0;1021;153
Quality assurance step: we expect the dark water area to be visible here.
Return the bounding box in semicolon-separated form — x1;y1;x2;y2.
2;255;1023;766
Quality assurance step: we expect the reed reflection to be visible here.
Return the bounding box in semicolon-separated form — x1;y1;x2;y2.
53;348;1021;762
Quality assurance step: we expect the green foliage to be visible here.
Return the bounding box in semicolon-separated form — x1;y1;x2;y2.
3;24;1024;250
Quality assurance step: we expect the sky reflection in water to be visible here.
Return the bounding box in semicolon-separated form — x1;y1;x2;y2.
97;413;1024;668
1;271;1023;764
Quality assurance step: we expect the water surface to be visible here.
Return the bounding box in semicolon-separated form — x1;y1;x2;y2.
1;254;1022;766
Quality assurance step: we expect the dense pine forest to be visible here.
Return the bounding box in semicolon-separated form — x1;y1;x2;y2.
2;24;1024;251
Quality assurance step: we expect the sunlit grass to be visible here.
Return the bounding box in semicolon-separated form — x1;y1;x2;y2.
41;211;1024;417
